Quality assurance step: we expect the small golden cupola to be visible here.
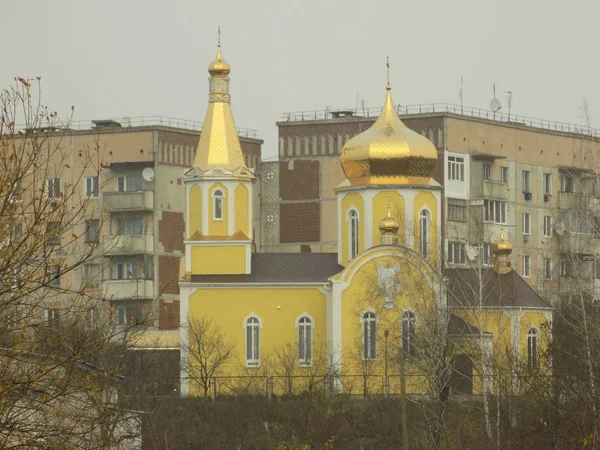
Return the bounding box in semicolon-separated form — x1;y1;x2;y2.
379;196;400;245
340;59;438;186
492;229;513;274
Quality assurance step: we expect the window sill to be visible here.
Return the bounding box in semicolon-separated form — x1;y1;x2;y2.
246;361;260;368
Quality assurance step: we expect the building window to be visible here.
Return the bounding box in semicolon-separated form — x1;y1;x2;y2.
116;216;143;235
500;166;509;184
543;216;552;237
402;311;416;359
362;311;377;361
10;179;23;203
297;315;313;367
447;156;465;181
544;258;552;280
116;306;139;326
85;219;100;243
85;176;99;198
560;175;574;193
522;170;531;193
46;178;61;199
483;164;491;181
522;255;531;277
595;259;600;279
47;265;60;287
114;262;134;280
560;260;570;277
213;189;224;221
245;315;261;367
419;210;430;259
447;199;466;222
483;200;507;224
45;222;61;245
10;223;23;245
349;209;359;259
46;308;60;329
482;243;492;267
117;175;142;192
543;173;552;196
527;328;538;370
83;264;101;286
447;242;466;264
522;213;531;235
86;307;99;329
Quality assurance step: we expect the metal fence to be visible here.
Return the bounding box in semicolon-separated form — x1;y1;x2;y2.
281;103;600;138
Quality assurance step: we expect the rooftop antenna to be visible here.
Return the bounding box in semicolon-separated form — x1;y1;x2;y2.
490;83;502;120
459;76;464;114
505;90;513;122
355;92;360;113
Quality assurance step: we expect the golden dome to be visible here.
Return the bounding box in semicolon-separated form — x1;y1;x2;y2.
208;46;230;77
340;87;438;186
492;229;513;255
379;204;400;235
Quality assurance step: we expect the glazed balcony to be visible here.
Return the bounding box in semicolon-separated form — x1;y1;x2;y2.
103;279;154;300
103;234;154;255
103;191;153;212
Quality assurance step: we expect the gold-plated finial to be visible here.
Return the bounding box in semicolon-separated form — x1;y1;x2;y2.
379;193;400;244
208;28;230;77
386;55;391;90
493;227;513;274
217;26;221;47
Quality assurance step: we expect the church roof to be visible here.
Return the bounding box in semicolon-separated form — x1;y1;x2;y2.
189;253;343;283
447;314;492;337
445;268;552;309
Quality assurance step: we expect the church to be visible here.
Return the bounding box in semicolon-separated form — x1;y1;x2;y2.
178;41;552;397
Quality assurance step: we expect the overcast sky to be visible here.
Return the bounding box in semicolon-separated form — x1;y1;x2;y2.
2;0;598;159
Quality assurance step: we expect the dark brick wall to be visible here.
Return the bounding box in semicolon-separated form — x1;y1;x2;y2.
279;160;320;201
159;211;185;253
280;202;320;243
159;297;180;330
159;255;180;296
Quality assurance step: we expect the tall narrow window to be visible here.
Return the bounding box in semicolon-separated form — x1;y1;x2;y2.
522;255;531;277
543;173;552;196
297;316;313;366
500;166;509;184
544;258;552;280
362;311;377;360
522;170;531;193
419;210;430;259
402;311;417;359
213;189;224;220
349;210;359;259
47;178;61;199
483;163;491;180
245;316;261;367
527;328;538;370
522;213;531;235
543;216;552;237
85;176;99;198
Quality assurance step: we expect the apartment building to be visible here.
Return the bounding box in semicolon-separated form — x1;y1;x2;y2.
30;117;262;330
262;104;600;303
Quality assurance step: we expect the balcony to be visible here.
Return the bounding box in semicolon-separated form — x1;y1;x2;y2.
103;279;154;300
559;234;598;255
558;192;586;210
103;191;153;212
483;180;508;199
103;234;154;255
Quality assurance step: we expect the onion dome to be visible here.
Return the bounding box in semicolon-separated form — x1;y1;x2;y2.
208;46;230;77
379;202;400;245
340;86;438;186
493;229;513;255
493;229;513;274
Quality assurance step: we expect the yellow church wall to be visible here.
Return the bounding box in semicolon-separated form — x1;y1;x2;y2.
188;185;202;237
191;246;246;274
187;287;328;396
519;312;550;372
208;183;228;236
234;183;250;237
339;250;439;395
341;192;364;265
413;191;438;263
372;191;405;246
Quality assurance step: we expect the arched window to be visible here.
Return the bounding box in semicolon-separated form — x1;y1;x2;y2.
419;209;430;259
244;315;261;367
402;311;417;359
362;311;377;360
527;328;538;370
349;209;359;259
297;315;313;366
213;189;224;221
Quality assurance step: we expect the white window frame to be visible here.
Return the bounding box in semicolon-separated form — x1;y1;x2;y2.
85;176;99;198
560;175;574;193
560;260;569;277
419;209;430;259
543;216;552;237
243;314;262;367
483;163;491;181
117;174;142;193
115;262;134;280
527;328;539;370
296;314;314;367
483;200;507;224
500;166;509;184
522;170;531;193
522;255;531;277
83;263;101;285
522;213;531;235
447;155;465;182
482;243;492;267
361;310;377;361
212;189;224;221
544;258;552;280
543;173;552;196
116;305;138;326
447;241;466;265
401;310;417;359
46;178;61;199
348;209;359;260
